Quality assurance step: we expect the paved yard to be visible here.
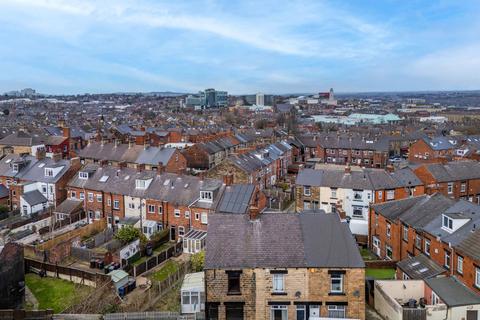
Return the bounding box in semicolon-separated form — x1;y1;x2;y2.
366;305;385;320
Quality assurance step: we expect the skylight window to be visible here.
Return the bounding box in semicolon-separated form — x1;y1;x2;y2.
411;262;420;267
99;175;109;182
163;179;170;186
38;163;45;168
419;268;428;273
5;159;11;164
124;175;130;180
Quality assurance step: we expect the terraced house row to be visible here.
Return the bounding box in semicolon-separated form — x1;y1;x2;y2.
63;162;266;253
370;193;480;294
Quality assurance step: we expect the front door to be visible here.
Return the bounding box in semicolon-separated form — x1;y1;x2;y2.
170;226;176;241
309;305;320;318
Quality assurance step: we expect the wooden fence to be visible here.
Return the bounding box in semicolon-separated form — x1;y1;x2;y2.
403;308;426;320
37;219;107;251
25;258;110;287
124;261;192;312
0;309;53;320
129;242;182;278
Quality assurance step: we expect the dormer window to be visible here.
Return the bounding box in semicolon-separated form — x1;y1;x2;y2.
12;164;19;173
135;178;152;190
200;191;213;202
442;215;453;232
45;168;54;177
79;172;89;179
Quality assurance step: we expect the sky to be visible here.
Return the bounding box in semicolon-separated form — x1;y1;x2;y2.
1;0;480;94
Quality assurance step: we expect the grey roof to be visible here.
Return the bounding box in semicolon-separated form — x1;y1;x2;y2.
21;157;71;184
54;198;83;215
205;211;364;269
136;147;176;165
0;154;39;179
425;277;480;307
423;136;459;151
422;161;480;182
22;190;47;206
217;184;255;214
372;194;455;229
68;164;224;208
423;200;480;246
0;131;44;146
296;167;421;190
455;229;480;261
397;254;445;280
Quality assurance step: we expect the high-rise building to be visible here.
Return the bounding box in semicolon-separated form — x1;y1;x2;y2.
256;92;265;106
184;89;228;109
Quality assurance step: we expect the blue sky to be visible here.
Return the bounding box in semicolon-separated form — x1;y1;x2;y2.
1;0;480;94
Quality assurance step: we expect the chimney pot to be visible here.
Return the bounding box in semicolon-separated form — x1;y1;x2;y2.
157;162;165;175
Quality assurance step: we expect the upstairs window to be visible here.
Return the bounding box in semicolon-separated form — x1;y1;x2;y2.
79;171;89;179
386;223;391;238
330;273;344;294
447;183;453;194
148;204;156;213
444;251;451;269
303;186;311;196
12;164;19;173
227;271;241;295
461;182;467;193
425;240;431;256
386;190;395;200
457;256;463;274
44;168;54;177
403;225;408;241
272;273;285;293
201;212;208;224
353;190;363;201
331;188;337;199
135;179;147;190
200;191;213;202
442;215;453;231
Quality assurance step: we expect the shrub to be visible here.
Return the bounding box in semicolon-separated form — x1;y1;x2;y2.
190;251;205;272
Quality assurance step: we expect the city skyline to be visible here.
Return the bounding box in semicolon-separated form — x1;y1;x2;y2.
1;0;480;94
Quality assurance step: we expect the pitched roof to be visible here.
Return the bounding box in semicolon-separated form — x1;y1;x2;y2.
423;161;480;182
205;212;364;269
22;190;47;206
397;254;445;280
217;184;255;214
425;277;480;307
455;229;480;261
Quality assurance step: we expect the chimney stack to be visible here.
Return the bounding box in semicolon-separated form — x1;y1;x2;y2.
128;139;133;149
344;165;351;174
249;206;260;220
118;161;127;169
386;165;395;173
223;173;234;186
62;127;71;139
35;148;46;160
52;153;62;162
137;163;145;172
99;159;108;167
157;162;165;175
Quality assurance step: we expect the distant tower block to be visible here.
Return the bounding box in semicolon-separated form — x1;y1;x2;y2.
256;92;265;106
329;88;335;101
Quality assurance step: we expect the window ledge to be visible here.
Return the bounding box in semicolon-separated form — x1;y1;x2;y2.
329;292;346;296
227;292;242;296
271;292;287;296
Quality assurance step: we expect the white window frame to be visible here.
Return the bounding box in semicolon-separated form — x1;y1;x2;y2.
431;292;440;305
201;212;208;224
330;273;343;293
327;305;346;318
331;188;337;199
270;305;288;320
425;239;431;256
44;168;54;177
442;215;453;231
174;209;180;217
272;273;285;293
386;245;393;260
378;190;383;200
403;225;408;241
461;182;466;192
476;267;480;288
447;182;453;194
148;204;156;213
352;206;363;218
386;223;391;238
199;191;213;202
195;212;200;221
70;191;76;199
303;186;311;197
444;251;451;269
178;226;185;237
79;171;89;179
185;211;190;219
386;189;395;200
88;192;94;202
457;256;463;274
96;194;102;203
113;200;119;209
79;192;85;200
107;198;111;206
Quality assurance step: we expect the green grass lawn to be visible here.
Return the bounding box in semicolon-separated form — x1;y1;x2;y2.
366;268;396;279
131;242;173;266
25;273;93;313
149;260;179;282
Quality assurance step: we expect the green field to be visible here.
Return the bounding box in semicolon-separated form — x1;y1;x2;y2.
149;260;179;282
366;268;396;279
25;273;93;313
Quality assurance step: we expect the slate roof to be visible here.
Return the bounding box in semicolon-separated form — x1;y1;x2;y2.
296;167;421;190
22;190;47;206
0;131;44;146
372;194;455;228
455;229;480;261
217;184;255;214
423;161;480;182
0;184;9;198
396;254;445;280
425;277;480;307
423;136;459;151
54;198;83;215
205;211;364;269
